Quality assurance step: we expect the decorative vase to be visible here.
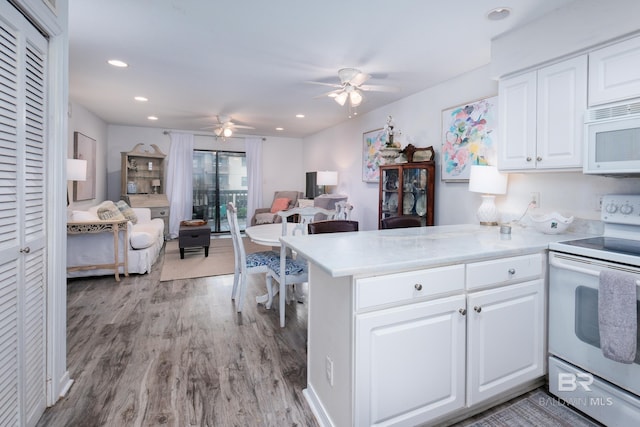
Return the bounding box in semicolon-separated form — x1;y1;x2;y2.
379;146;402;164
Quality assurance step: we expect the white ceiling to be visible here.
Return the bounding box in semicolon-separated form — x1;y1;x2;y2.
68;0;575;139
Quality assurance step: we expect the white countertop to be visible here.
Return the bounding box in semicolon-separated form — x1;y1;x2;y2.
280;224;596;278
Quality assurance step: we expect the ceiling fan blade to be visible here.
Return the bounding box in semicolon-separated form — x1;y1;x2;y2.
350;72;371;87
305;80;343;89
231;124;255;129
359;84;399;92
313;89;342;99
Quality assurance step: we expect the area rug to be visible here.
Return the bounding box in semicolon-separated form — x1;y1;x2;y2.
464;390;600;427
160;237;267;282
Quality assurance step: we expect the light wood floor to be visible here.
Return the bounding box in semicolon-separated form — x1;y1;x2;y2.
37;248;318;427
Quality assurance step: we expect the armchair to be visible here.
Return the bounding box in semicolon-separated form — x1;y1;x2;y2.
250;190;304;226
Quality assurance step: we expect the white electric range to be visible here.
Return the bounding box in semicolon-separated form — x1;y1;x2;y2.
548;194;640;426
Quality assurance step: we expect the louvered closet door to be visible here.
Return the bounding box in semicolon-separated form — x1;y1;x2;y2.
0;2;48;426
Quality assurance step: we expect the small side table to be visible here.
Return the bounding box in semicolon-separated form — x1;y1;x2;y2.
178;222;211;259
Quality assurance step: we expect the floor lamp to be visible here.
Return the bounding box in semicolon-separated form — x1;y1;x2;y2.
67;158;87;206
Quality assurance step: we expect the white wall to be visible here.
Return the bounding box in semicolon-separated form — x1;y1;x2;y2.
302;62;640;231
67;101;108;210
106;125;304;207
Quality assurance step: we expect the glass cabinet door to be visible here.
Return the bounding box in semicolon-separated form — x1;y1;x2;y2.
381;167;400;219
403;167;429;224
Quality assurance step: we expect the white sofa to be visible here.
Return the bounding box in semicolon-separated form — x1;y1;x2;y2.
67;205;164;278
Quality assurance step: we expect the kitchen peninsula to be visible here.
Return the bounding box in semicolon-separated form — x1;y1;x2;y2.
281;224;593;427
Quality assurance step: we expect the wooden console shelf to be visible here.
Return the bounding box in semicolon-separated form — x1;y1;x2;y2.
66;220;129;281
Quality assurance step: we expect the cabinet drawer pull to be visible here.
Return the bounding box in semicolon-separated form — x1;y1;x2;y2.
526;157;532;162
458;308;467;316
508;268;516;275
414;283;423;291
159;211;166;215
474;306;482;313
536;156;542;162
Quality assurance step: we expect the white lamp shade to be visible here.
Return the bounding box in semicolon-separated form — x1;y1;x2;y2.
468;165;507;195
317;170;338;186
67;158;87;181
151;179;161;187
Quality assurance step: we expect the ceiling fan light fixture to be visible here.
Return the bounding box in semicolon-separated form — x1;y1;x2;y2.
349;90;363;107
334;91;348;106
223;127;233;137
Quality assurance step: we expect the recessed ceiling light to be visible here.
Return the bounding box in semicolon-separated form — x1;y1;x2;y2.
296;114;305;118
134;96;148;102
147;116;158;121
107;59;128;68
487;7;511;21
276;127;284;131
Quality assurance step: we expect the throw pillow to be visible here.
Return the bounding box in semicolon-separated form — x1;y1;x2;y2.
96;201;126;221
255;212;276;224
115;200;138;224
270;197;290;213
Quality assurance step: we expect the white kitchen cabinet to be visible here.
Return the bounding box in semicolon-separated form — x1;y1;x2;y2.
589;35;640;107
466;280;545;406
498;55;587;171
355;295;466;427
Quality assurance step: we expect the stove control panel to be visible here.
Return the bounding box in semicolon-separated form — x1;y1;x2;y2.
602;194;640;225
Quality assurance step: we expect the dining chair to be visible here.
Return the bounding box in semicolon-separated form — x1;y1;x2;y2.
381;215;423;229
277;206;336;236
226;202;279;313
308;220;359;234
267;207;334;327
333;201;354;220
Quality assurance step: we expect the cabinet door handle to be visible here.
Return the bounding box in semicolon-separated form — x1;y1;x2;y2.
414;283;423;291
526;157;532;162
458;308;467;316
20;247;30;254
536;156;542;162
474;306;482;313
508;268;516;275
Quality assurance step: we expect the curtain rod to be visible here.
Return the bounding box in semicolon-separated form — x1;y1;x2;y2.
163;130;266;141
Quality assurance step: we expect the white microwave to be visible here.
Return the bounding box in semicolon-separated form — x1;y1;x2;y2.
584;101;640;176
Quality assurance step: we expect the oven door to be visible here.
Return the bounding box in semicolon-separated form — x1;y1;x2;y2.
549;251;640;396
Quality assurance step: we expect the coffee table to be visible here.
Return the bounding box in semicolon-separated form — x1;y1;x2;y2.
178;222;210;259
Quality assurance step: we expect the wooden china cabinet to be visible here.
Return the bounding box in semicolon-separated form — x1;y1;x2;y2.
378;161;435;229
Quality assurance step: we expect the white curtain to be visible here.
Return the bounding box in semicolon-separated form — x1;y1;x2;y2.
166;132;194;238
245;137;263;223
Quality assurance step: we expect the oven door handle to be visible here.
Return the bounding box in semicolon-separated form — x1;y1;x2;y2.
550;256;640;286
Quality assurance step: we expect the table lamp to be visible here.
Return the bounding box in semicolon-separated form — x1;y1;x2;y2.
67;158;87;205
317;170;338;195
468;165;508;226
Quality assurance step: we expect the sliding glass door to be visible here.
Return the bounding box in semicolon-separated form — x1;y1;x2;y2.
192;150;248;232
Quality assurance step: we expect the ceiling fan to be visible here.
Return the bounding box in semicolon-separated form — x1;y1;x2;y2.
308;68;397;108
202;115;254;137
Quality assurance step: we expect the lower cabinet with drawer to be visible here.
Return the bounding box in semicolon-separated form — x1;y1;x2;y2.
149;206;170;239
304;251;546;427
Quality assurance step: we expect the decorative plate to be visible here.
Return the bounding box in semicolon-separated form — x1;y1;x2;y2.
403;193;415;214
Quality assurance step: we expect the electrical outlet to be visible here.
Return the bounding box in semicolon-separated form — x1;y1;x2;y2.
595;194;603;211
325;356;334;386
530;192;540;208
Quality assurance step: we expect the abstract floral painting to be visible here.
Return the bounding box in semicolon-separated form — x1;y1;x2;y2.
441;96;498;181
362;128;388;182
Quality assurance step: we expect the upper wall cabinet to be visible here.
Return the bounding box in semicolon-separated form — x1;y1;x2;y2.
498;55;587;172
589;36;640;107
